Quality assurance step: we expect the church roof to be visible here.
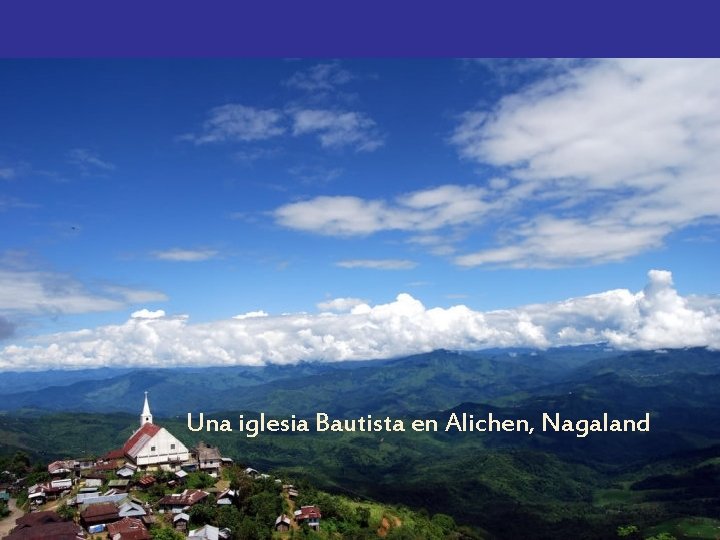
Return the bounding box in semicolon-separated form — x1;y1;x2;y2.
123;423;161;458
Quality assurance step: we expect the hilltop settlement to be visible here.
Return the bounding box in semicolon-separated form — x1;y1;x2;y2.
1;394;328;540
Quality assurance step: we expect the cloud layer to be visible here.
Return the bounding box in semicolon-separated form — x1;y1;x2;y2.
2;270;717;371
274;60;720;268
450;58;720;267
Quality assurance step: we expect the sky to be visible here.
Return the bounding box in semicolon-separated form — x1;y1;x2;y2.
1;59;719;370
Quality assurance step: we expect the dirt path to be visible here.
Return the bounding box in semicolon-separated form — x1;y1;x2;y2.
0;499;23;538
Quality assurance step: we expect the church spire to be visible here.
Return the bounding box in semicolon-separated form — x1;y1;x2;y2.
141;391;153;427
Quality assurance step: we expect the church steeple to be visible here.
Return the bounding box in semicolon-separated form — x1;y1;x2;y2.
141;391;153;427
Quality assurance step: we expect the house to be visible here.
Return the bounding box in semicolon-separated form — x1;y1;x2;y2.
13;511;64;529
282;484;298;499
47;460;74;476
27;481;67;503
172;512;190;532
75;492;127;507
137;475;155;489
188;524;230;540
106;517;150;540
157;489;209;513
117;498;147;518
80;502;120;528
274;514;292;532
105;393;190;470
5;521;84;540
83;478;103;489
216;489;235;506
294;505;321;530
174;469;188;484
116;464;136;479
192;441;223;476
108;479;131;489
243;467;259;478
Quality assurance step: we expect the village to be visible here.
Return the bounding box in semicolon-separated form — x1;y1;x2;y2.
0;394;322;540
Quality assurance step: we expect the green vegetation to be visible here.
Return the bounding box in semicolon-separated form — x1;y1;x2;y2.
1;348;719;539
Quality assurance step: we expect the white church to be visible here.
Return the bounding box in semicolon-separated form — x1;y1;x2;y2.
121;392;191;469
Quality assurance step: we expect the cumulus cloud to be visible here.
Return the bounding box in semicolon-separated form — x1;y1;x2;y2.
233;310;270;320
290;109;384;152
336;259;418;270
317;297;366;312
131;309;166;319
152;248;219;262
451;58;720;267
1;270;717;370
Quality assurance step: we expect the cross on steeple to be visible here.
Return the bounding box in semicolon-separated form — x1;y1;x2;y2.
141;391;153;427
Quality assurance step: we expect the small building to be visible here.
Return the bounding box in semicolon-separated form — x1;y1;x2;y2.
80;502;120;528
157;489;209;514
116;465;136;479
118;498;147;518
108;479;131;489
216;489;235;506
13;511;64;529
173;512;190;532
106;516;150;540
47;460;74;476
188;524;230;540
137;475;155;489
83;478;103;488
294;505;321;530
5;521;84;540
174;469;188;483
193;441;223;476
243;467;259;478
274;514;292;532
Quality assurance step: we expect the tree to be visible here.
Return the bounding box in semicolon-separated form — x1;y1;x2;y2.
56;503;76;521
150;528;185;540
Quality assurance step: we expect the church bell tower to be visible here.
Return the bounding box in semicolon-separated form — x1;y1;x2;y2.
141;391;153;427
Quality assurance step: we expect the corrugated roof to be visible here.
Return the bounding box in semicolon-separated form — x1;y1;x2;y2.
123;424;161;458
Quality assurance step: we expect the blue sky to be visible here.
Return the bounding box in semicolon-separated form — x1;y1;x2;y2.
1;59;719;369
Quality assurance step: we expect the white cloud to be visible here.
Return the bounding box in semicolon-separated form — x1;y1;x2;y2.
317;297;367;312
336;259;417;270
451;58;720;267
232;310;269;320
152;248;218;262
285;62;354;92
1;270;717;370
182;104;285;144
0;168;16;180
131;309;166;319
67;148;115;172
290;109;384;151
0;270;167;315
273;185;490;236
